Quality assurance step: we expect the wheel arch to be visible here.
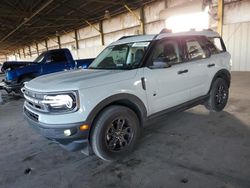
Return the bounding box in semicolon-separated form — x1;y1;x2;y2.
210;69;231;90
86;93;147;129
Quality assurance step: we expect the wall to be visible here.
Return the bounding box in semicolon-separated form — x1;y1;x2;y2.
222;0;250;71
2;0;250;71
224;0;250;25
223;22;250;71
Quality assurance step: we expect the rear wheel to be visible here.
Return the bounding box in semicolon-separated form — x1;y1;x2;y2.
205;78;229;112
91;105;140;161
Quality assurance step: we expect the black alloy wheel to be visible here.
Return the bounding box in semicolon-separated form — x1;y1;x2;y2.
205;78;229;112
91;105;140;161
105;118;134;152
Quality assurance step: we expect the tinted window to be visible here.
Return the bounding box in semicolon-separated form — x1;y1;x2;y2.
209;37;225;52
185;38;206;60
48;51;67;62
152;39;182;64
34;52;46;63
202;37;219;54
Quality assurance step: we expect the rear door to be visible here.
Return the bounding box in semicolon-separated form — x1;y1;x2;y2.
181;36;211;99
208;36;231;72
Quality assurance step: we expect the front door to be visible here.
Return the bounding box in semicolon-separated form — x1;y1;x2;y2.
143;38;191;115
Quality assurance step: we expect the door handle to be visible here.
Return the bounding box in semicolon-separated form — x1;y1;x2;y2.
207;63;215;67
178;69;188;74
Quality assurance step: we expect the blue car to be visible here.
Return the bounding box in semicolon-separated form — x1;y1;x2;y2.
0;48;94;93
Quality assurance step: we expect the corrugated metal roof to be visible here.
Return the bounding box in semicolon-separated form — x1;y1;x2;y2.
0;0;154;55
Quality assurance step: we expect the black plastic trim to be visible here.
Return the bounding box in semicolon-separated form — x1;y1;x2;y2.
141;77;146;90
86;93;147;126
211;69;231;89
24;110;89;141
24;109;91;152
147;95;209;121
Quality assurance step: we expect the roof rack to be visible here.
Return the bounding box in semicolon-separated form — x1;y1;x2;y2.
159;28;172;34
118;35;141;40
152;28;172;39
202;28;214;31
161;28;214;33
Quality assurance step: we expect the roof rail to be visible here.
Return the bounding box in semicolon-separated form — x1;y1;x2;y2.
159;28;172;34
203;28;214;31
118;35;140;40
152;28;172;40
189;28;214;32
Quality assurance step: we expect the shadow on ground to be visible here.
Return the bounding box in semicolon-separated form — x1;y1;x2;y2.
0;107;249;188
0;72;250;188
0;92;22;105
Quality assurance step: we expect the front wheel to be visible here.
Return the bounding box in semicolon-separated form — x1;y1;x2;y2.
90;105;140;161
14;77;32;95
205;78;229;112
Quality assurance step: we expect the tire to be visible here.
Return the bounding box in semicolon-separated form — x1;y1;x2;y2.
205;78;229;112
90;105;140;161
14;77;32;95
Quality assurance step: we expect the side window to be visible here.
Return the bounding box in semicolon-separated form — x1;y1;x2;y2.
126;42;149;65
209;37;225;52
202;37;219;54
152;39;181;64
185;38;206;60
112;45;128;65
48;51;67;63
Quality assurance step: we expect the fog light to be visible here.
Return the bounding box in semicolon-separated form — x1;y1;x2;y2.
64;129;71;136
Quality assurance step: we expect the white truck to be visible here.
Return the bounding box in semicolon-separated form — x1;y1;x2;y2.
22;29;231;161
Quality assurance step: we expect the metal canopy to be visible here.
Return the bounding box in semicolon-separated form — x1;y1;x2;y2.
0;0;154;55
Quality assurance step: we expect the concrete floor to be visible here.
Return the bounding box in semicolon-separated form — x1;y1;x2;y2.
0;72;249;188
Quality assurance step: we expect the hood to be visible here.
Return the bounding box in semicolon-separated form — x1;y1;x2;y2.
25;69;137;92
1;61;37;72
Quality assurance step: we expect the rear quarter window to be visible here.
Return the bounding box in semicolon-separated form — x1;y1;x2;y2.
202;37;220;54
208;37;226;53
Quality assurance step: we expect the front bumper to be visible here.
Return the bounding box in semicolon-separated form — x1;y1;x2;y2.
0;79;21;93
23;107;91;152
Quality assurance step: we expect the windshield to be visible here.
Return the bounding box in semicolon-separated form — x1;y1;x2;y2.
34;52;46;63
89;41;150;70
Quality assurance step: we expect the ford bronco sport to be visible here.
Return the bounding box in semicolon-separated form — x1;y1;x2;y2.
22;29;231;161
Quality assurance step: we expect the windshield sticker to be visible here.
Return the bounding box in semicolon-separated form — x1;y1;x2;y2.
132;42;150;47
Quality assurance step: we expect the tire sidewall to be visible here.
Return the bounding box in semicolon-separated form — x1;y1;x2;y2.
91;106;140;161
210;78;229;111
15;77;32;94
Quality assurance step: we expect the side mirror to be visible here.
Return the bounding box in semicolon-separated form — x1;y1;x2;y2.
46;56;55;63
46;58;52;63
150;58;172;69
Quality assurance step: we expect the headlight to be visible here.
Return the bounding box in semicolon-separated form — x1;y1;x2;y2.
41;92;78;113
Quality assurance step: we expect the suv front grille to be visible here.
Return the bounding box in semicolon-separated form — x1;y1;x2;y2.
22;88;48;112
